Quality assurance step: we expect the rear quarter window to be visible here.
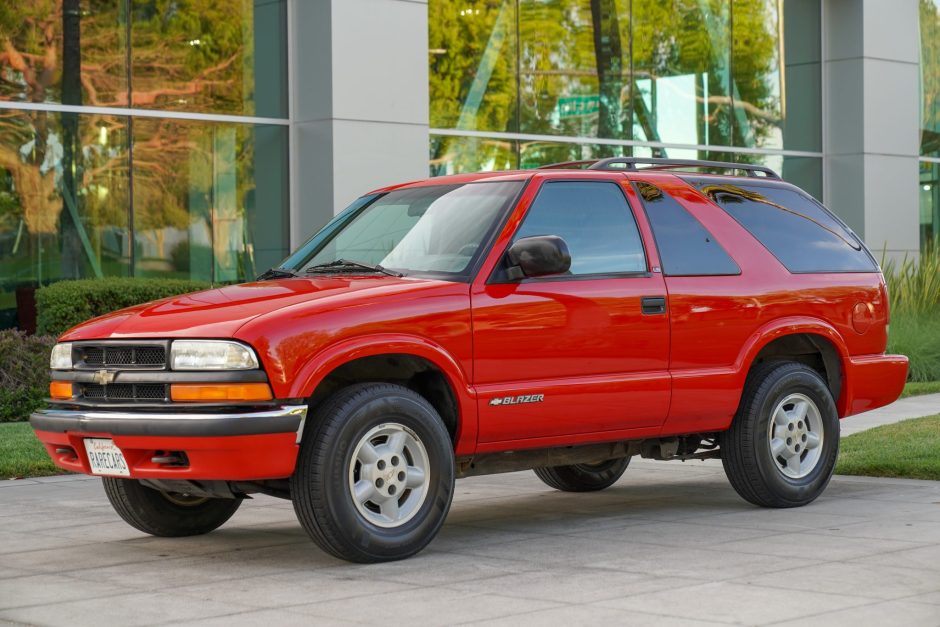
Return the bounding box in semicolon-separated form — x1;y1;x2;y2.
633;182;740;276
691;178;877;273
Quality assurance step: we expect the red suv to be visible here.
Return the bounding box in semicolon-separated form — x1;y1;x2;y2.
31;158;907;563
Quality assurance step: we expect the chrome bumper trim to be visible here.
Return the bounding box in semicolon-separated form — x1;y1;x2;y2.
30;405;308;438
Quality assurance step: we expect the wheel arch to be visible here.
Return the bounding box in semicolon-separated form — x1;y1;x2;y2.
290;335;477;454
737;318;850;416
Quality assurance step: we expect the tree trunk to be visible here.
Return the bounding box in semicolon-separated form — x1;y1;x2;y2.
60;0;83;278
590;0;624;158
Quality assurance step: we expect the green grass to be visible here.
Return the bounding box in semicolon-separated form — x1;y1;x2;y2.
836;415;940;481
901;381;940;398
0;422;62;479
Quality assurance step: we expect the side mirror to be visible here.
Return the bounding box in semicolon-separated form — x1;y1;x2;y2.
506;235;571;279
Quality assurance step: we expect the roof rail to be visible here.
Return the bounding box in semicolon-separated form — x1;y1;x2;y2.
536;160;596;170
586;157;780;179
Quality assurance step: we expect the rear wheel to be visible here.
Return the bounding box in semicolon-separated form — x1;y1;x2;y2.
290;383;455;563
534;456;630;492
102;478;241;537
721;361;839;508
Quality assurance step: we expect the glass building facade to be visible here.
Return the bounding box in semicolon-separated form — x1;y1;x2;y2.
1;0;931;329
0;0;289;328
428;0;823;198
922;0;940;247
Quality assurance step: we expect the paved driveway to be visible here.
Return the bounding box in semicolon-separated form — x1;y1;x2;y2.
2;459;939;626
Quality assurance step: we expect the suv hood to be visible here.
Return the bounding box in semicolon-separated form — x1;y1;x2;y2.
59;276;440;341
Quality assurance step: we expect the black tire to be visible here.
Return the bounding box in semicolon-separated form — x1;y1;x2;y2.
721;361;839;508
290;383;455;563
102;478;241;537
534;456;631;492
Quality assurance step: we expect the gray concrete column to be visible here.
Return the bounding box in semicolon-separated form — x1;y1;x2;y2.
289;0;430;248
824;0;921;261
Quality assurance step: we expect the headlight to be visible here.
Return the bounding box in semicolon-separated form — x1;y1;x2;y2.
50;343;73;369
170;340;260;370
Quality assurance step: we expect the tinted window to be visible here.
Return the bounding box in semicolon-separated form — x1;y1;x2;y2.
692;178;877;273
634;182;739;276
514;181;646;276
300;182;524;277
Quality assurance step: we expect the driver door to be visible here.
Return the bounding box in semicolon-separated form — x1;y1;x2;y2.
471;178;671;445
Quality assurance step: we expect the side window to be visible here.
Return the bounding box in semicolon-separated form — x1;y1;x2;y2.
693;178;877;273
512;181;647;277
633;182;740;276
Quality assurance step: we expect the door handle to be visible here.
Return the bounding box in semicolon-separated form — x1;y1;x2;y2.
641;296;667;315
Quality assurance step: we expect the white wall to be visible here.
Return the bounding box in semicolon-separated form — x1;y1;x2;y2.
290;0;430;248
824;0;921;262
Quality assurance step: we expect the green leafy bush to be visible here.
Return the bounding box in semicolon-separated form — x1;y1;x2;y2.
887;313;940;383
0;330;55;422
36;278;211;337
883;243;940;382
883;241;940;318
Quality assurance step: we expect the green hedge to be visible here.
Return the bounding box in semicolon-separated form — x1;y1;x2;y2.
36;278;211;337
0;330;55;422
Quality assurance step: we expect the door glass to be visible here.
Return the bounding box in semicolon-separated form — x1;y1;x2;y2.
512;181;646;276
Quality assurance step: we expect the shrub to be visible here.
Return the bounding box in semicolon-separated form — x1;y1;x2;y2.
882;241;940;318
36;278;211;337
883;243;940;382
0;330;55;422
887;314;940;383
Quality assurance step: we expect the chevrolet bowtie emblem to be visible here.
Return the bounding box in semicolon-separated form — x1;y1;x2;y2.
93;370;116;385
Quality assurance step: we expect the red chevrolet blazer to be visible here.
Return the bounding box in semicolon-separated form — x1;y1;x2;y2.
31;158;908;563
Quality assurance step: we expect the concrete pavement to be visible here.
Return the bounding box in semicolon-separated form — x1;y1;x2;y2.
840;392;940;436
2;397;939;626
2;457;939;626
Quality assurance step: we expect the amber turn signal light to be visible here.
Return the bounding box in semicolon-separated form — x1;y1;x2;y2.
170;383;273;402
49;381;73;400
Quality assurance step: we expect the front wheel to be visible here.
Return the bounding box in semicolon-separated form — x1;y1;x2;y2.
721;361;839;508
290;383;455;563
534;456;630;492
102;478;241;537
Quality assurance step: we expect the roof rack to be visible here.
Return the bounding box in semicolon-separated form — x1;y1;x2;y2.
536;160;597;170
538;157;780;179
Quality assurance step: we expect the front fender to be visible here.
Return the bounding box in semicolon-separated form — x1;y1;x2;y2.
289;334;478;455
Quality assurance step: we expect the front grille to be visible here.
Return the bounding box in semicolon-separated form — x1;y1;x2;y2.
81;383;168;402
76;344;166;369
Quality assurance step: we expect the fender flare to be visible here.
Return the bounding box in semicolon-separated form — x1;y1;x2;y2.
734;316;851;414
289;334;477;454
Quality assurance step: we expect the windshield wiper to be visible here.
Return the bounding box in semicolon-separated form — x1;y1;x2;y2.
305;259;404;277
256;267;300;281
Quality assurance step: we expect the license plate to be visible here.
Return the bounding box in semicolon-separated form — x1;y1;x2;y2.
84;438;130;477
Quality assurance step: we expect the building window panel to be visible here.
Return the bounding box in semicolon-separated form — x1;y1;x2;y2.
430;134;519;176
922;0;940;158
921;162;940;245
631;0;732;151
129;0;288;118
131;117;288;283
0;108;131;326
429;0;518;171
0;0;129;107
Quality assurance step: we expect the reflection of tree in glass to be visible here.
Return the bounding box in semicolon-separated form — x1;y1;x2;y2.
131;0;254;115
0;0;254;113
429;0;783;170
921;0;940;156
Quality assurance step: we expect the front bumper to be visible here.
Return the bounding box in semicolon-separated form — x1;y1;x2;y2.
30;405;308;480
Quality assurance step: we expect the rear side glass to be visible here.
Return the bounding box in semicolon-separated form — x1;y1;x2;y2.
633;182;740;277
692;179;877;273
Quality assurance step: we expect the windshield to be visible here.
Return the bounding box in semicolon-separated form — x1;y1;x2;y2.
297;181;523;277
